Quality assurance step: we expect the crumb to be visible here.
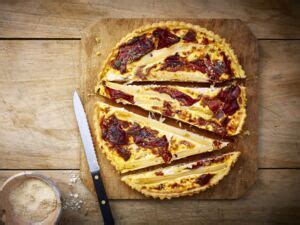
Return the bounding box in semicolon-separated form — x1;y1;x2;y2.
66;172;81;186
96;52;101;56
63;172;85;211
95;37;101;43
87;93;95;97
243;130;251;136
62;192;84;211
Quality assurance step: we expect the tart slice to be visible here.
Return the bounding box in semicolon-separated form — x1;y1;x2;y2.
96;21;245;85
93;102;229;173
98;82;246;136
122;151;240;199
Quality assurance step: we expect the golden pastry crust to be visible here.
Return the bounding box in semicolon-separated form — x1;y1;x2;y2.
121;151;240;199
93;102;229;173
98;82;246;136
96;21;245;89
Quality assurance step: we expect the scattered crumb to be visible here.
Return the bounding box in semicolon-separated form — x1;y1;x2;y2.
70;174;79;185
63;171;80;186
243;130;251;136
96;52;101;56
62;172;86;212
87;93;95;97
62;192;83;211
95;37;101;43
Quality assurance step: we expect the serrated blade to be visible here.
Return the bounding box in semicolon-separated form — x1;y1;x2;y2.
73;91;99;173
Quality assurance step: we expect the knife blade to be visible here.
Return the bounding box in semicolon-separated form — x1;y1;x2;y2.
73;91;114;225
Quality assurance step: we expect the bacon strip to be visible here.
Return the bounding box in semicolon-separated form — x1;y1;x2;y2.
153;28;180;49
101;115;172;163
161;52;234;82
112;34;154;73
182;30;197;43
153;86;200;106
105;86;134;104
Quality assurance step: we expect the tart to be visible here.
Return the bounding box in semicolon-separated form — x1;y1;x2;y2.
91;21;246;198
122;151;240;199
95;21;245;86
93;102;229;173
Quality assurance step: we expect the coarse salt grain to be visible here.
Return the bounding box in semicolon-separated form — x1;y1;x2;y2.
62;192;84;211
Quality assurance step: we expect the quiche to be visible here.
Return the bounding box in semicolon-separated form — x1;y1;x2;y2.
122;151;240;199
98;82;246;136
93;102;229;173
95;21;245;86
90;21;247;199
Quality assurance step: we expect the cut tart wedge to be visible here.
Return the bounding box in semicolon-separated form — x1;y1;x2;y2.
96;21;245;85
98;82;246;136
122;151;240;199
93;102;229;173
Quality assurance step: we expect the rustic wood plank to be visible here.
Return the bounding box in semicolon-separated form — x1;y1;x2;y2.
0;40;81;169
0;40;299;169
259;40;300;168
0;0;299;39
1;169;299;224
80;18;259;199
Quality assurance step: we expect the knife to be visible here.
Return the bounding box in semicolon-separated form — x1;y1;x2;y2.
73;91;114;225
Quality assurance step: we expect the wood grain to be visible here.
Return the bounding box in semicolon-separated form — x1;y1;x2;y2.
0;1;299;224
80;19;259;199
1;169;299;224
0;39;299;170
0;40;81;169
0;0;299;39
259;41;300;168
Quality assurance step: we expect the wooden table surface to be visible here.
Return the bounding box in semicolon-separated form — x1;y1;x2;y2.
0;1;299;224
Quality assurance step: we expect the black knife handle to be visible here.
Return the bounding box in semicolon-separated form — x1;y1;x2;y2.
91;170;115;225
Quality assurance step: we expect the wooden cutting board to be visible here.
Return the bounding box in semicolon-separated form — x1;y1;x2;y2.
79;18;259;199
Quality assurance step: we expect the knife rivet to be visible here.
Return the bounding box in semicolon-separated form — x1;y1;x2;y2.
101;200;106;205
95;175;99;180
